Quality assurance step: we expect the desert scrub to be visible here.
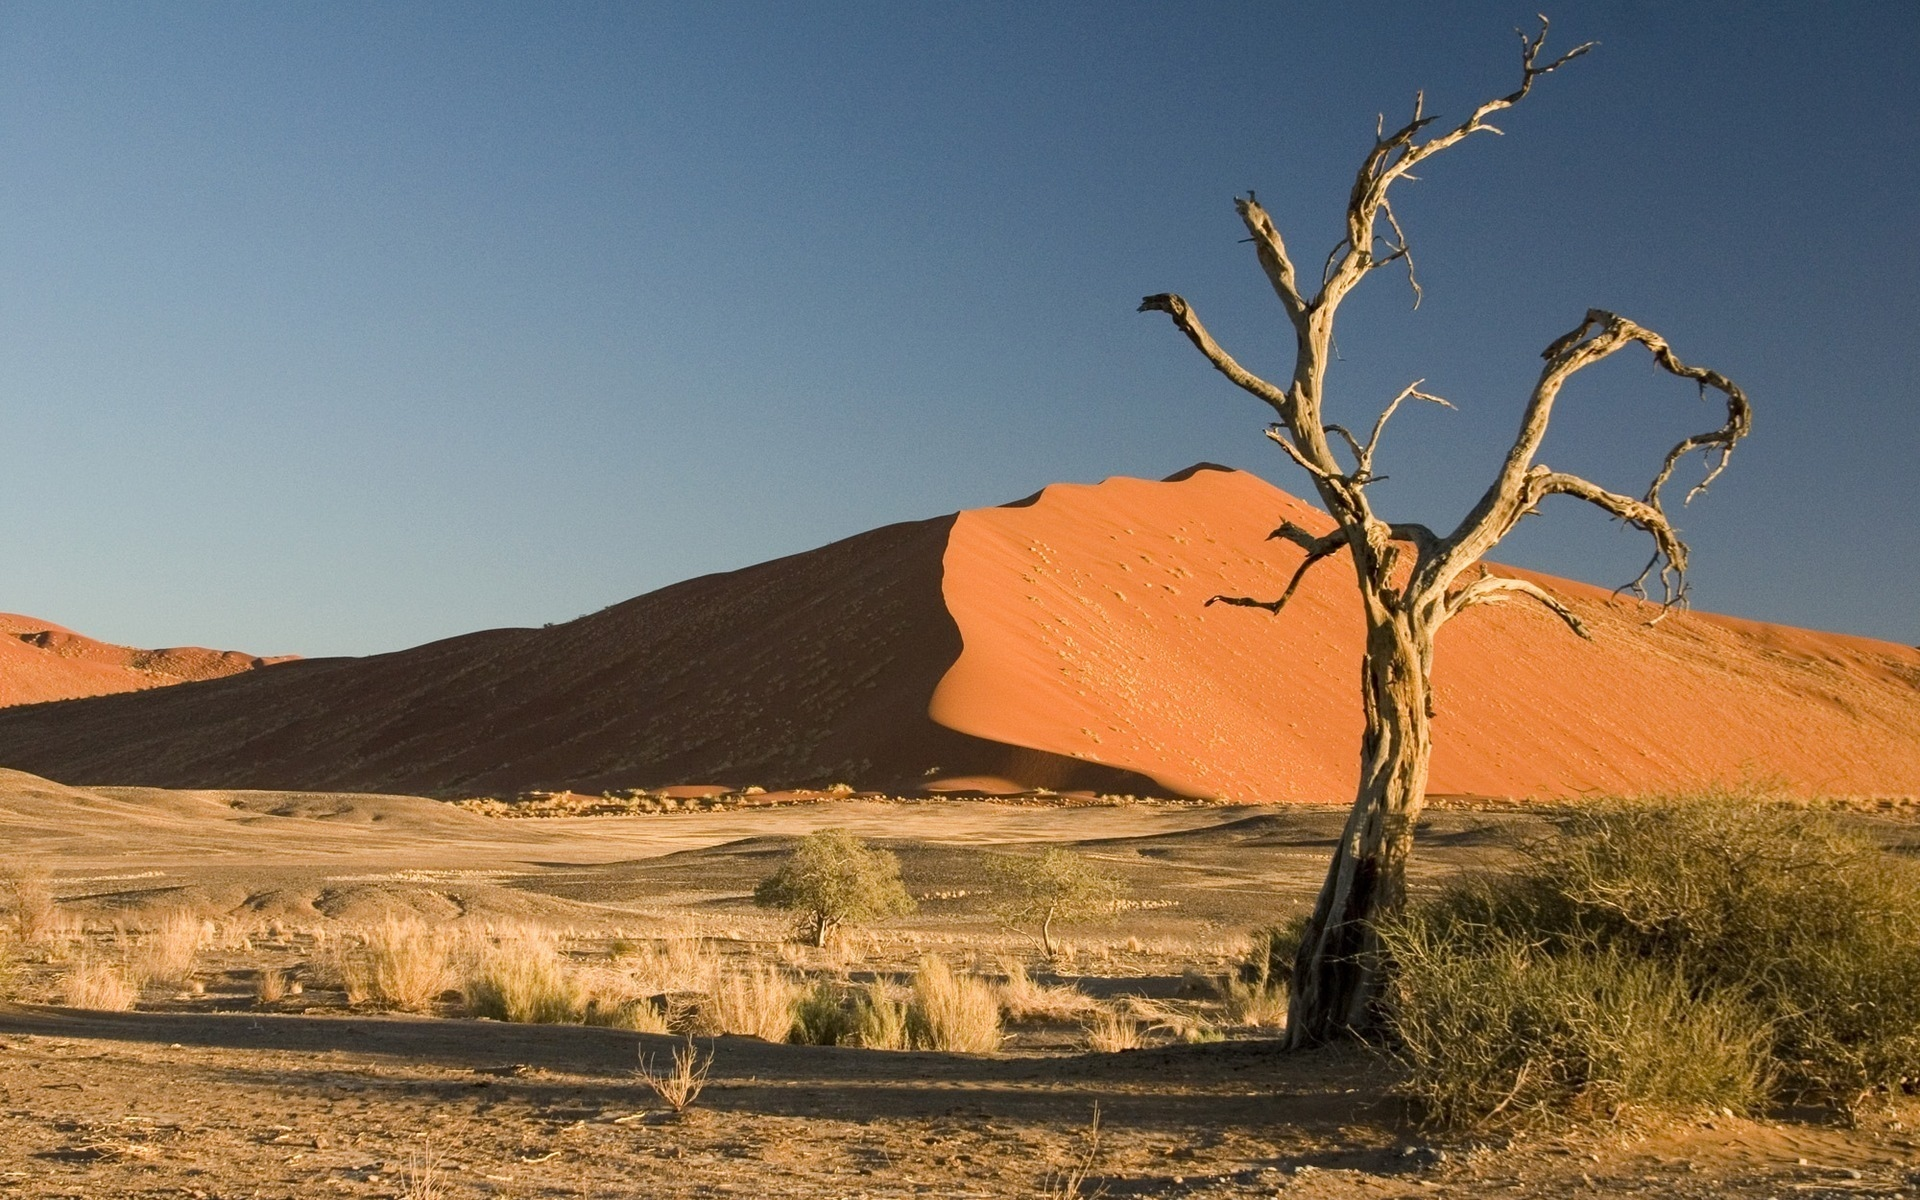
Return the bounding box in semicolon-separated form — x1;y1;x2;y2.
790;980;862;1046
1084;1008;1144;1053
335;916;455;1012
853;981;913;1050
1;867;55;945
464;931;587;1023
907;955;1002;1053
791;962;1002;1052
995;958;1097;1024
1383;792;1920;1122
1382;917;1769;1128
754;829;915;946
63;956;141;1011
694;964;802;1042
135;908;208;989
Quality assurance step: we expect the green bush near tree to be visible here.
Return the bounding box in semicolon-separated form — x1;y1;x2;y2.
1382;793;1920;1127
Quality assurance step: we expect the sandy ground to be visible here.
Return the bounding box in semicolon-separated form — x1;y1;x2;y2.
3;771;1918;1198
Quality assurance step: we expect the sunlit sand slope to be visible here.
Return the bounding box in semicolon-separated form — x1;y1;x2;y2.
0;467;1913;800
0;612;290;707
933;465;1920;799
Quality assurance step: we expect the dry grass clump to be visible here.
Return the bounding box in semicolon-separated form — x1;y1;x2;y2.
255;967;288;1004
1382;792;1920;1125
134;909;208;988
463;930;587;1023
788;961;1003;1053
1;867;55;944
907;955;1002;1053
618;937;721;995
63;956;141;1010
853;981;913;1050
696;964;802;1042
333;917;455;1012
1084;1009;1143;1053
996;958;1097;1024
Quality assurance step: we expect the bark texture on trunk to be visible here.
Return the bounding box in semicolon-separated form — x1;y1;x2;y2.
1285;615;1433;1046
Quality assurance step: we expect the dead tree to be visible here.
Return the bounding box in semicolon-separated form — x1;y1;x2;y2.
1138;21;1751;1046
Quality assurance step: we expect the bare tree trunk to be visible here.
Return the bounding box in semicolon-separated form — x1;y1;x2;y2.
1285;611;1433;1047
1136;18;1749;1049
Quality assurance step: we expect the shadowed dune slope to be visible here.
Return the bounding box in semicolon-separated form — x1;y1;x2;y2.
0;467;1915;800
0;613;290;708
0;517;1153;797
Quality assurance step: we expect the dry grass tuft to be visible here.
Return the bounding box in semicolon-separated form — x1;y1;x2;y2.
134;909;207;989
63;956;140;1010
398;1148;445;1200
854;981;913;1050
463;930;587;1023
637;1036;713;1114
1042;1104;1109;1199
996;958;1097;1024
1220;976;1287;1028
1;867;55;945
255;967;287;1005
908;955;1002;1054
1083;1009;1143;1053
337;916;455;1012
697;964;802;1042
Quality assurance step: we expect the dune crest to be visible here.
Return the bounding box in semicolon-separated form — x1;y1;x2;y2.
0;468;1913;800
932;467;1920;800
0;612;292;709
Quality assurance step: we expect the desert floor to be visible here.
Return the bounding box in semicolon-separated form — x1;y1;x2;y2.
1;777;1916;1198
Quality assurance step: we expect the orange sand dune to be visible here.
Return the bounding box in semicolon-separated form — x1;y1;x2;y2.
934;466;1920;800
0;613;293;708
0;467;1913;800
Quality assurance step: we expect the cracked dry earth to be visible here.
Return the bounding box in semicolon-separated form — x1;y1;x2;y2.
0;1006;1915;1199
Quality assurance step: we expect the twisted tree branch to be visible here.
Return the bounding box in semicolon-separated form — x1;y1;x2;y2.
1445;572;1590;640
1137;293;1292;419
1436;309;1751;608
1207;529;1350;615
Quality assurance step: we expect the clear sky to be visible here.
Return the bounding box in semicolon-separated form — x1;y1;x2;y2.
2;2;1914;658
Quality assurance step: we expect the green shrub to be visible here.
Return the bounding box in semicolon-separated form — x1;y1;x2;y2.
990;850;1125;958
1384;792;1920;1123
1382;916;1770;1127
753;829;915;946
791;980;862;1046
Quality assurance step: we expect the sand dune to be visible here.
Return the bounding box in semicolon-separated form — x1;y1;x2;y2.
0;612;289;708
0;467;1914;800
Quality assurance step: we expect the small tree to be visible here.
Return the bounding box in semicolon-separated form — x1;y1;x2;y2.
992;849;1126;958
753;829;915;946
1138;20;1751;1045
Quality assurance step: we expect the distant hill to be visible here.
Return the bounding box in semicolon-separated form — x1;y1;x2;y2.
1;466;1915;800
0;612;292;708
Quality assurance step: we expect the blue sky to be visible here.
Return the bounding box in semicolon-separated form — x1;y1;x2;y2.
2;2;1914;657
